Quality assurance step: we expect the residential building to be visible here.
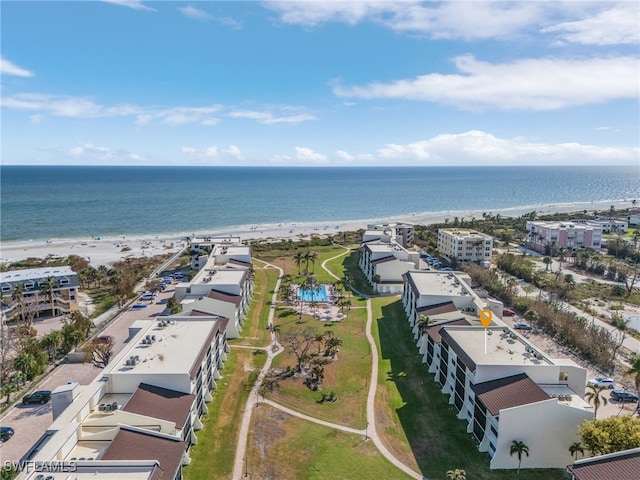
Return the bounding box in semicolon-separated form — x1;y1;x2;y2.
571;217;628;234
402;270;592;470
364;222;414;247
525;221;603;253
437;229;493;262
18;316;229;480
359;240;419;294
0;266;80;321
627;211;640;227
567;447;640;480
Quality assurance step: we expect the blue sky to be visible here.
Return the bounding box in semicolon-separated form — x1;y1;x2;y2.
1;1;638;166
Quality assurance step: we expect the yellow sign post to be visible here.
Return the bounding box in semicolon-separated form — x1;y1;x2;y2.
479;308;493;354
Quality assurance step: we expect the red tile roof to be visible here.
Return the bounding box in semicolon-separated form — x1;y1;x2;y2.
567;448;640;480
101;428;186;480
207;289;242;306
471;373;550;416
123;383;195;429
417;300;458;315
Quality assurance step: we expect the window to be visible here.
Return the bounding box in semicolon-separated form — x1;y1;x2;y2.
559;371;568;381
59;277;70;286
1;284;11;293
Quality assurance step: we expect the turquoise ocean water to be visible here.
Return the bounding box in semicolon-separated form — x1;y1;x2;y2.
1;166;638;242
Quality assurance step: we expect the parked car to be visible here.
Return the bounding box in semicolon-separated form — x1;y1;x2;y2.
140;291;157;301
94;335;114;345
502;308;516;316
440;267;453;271
172;272;183;279
514;322;532;330
0;426;14;442
588;377;615;389
23;390;52;405
610;390;639;402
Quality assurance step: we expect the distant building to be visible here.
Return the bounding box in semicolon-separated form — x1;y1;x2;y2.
437;229;493;262
0;266;80;321
359;240;419;294
525;221;603;253
364;222;414;247
626;211;640;227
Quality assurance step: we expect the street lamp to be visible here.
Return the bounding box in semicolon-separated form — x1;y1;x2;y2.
243;456;249;478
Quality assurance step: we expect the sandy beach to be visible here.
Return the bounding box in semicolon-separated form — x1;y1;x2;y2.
0;199;632;267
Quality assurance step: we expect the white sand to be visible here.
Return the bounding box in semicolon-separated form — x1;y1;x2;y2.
0;199;632;267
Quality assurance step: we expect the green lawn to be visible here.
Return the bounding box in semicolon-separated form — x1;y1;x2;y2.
371;297;566;480
184;348;266;480
246;405;409;480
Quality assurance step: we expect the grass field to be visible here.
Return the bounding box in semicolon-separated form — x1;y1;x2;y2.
183;347;267;480
245;404;410;480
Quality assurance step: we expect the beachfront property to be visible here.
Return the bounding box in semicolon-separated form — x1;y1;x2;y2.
0;266;80;322
571;217;628;234
17;316;229;480
566;447;640;480
627;211;640;227
359;237;420;294
364;222;414;248
437;228;493;263
525;221;603;254
188;235;243;270
174;240;253;338
402;270;592;470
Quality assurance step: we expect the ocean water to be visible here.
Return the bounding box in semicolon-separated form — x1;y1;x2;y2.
0;165;638;242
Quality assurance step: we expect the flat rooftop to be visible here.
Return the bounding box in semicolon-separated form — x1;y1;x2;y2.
408;271;472;298
439;229;489;238
24;465;156;480
112;319;219;376
214;244;251;256
0;266;75;282
443;326;554;367
193;266;247;286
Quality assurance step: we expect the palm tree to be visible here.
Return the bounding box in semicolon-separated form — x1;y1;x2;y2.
293;250;304;275
542;256;553;271
584;384;608;417
624;352;640;399
446;469;466;480
11;283;25;321
569;442;584;461
308;251;318;273
417;314;431;334
39;276;58;317
14;352;37;380
510;440;529;475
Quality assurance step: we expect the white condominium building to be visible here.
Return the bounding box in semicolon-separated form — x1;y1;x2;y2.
437;229;493;262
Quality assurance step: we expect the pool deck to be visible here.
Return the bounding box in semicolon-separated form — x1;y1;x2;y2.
295;285;346;322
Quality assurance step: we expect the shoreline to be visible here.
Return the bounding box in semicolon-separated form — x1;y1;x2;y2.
0;199;633;267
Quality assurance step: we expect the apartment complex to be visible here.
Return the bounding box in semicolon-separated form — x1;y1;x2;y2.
567;447;640;480
176;239;253;338
0;266;80;321
364;222;414;248
402;270;592;470
18;316;229;480
525;221;603;254
437;229;493;262
359;239;419;294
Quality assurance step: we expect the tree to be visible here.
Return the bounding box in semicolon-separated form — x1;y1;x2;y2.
167;296;181;314
569;441;584;461
542;256;553;271
85;337;115;368
624;352;640;399
417;314;431;335
40;275;58;317
41;330;63;362
293;250;304;275
280;326;319;372
14;352;38;380
584;384;608;417
11;282;25;321
579;416;640;455
510;440;529;475
446;469;466;480
308;250;318;273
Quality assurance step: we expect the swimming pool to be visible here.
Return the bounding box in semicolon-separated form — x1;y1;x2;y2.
298;285;329;302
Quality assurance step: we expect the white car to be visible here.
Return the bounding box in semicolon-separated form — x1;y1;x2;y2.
587;377;615;389
140;291;157;301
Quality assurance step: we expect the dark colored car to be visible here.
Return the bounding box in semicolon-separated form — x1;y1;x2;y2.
0;426;14;442
503;308;516;316
22;390;52;405
514;322;532;330
610;390;638;402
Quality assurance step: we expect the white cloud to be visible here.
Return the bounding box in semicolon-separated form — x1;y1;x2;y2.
332;55;639;110
205;146;218;157
30;114;44;124
295;147;327;162
370;130;638;166
226;145;243;160
263;1;546;39
336;150;354;161
69;142;147;163
1;56;34;77
228;109;316;124
178;6;213;21
181;147;197;154
542;3;640;45
102;0;155;12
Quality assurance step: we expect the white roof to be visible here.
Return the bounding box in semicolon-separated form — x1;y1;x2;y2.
0;266;76;282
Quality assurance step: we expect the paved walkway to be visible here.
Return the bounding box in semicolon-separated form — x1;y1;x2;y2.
231;249;424;479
